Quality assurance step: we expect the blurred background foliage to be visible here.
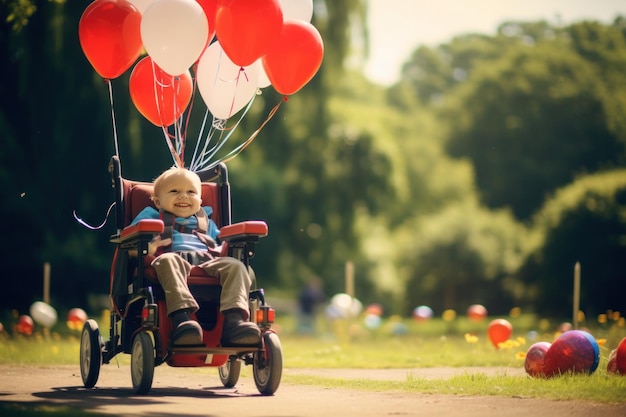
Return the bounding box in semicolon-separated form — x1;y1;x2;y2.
1;0;625;320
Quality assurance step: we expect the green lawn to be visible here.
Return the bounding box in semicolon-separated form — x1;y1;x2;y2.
1;312;626;407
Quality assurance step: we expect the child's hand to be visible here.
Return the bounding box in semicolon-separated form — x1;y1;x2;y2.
149;236;172;255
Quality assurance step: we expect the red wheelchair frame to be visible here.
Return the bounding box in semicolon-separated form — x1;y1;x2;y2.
79;155;282;395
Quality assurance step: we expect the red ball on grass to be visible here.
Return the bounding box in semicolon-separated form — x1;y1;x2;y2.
524;341;551;377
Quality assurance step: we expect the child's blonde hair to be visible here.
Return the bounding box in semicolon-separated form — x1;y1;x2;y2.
153;167;202;198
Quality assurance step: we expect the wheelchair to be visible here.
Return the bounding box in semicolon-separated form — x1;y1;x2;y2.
79;155;282;395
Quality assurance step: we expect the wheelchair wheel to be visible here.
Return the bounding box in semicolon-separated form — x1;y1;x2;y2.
218;357;242;388
80;319;102;388
131;331;155;395
253;332;282;395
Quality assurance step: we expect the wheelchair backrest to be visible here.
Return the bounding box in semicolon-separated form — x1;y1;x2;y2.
109;156;231;233
120;180;222;228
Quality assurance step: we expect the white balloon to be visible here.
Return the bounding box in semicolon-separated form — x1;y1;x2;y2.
329;293;362;319
127;0;154;14
141;0;209;76
197;42;260;119
30;301;58;328
279;0;313;22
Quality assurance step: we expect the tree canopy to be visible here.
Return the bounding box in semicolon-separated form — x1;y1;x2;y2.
1;1;625;319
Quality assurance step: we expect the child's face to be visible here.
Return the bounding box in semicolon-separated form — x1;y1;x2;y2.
153;171;202;218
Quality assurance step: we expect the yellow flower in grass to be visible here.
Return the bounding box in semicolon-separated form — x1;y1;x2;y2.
597;338;607;346
497;339;520;350
442;309;456;321
516;351;527;360
464;333;478;343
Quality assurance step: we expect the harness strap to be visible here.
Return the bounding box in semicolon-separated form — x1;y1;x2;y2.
156;209;213;255
195;208;208;235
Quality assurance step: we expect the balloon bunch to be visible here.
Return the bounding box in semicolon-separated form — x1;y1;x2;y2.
78;0;323;170
524;330;600;378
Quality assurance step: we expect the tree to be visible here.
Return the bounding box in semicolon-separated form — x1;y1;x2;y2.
389;20;558;107
567;19;626;147
444;42;623;219
520;169;626;316
401;199;528;315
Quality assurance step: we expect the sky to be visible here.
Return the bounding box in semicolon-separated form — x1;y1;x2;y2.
365;0;626;85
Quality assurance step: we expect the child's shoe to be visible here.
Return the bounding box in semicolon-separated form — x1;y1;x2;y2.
170;309;203;346
221;309;261;346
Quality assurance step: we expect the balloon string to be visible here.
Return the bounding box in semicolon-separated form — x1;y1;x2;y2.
190;92;253;172
218;96;283;166
106;79;120;158
226;67;249;118
161;125;183;167
189;108;211;171
150;61;167;130
179;70;200;165
150;61;183;167
172;76;183;164
197;97;254;169
73;202;116;230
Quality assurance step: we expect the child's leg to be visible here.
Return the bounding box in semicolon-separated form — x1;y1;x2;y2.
199;257;251;313
199;257;260;346
151;252;199;314
151;253;203;345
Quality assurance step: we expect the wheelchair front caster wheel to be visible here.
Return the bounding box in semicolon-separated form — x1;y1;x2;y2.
253;332;283;395
80;319;102;388
131;331;155;395
219;357;242;388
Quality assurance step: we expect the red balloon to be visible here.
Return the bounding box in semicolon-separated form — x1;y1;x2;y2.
262;20;324;95
524;341;551;377
129;57;193;126
215;0;283;67
197;0;218;42
16;315;34;335
365;303;383;317
67;308;88;331
615;337;626;374
487;318;513;348
79;0;143;79
467;304;487;321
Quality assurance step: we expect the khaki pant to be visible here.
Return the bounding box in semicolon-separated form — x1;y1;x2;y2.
151;253;252;316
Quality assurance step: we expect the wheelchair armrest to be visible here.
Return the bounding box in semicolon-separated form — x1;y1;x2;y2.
111;219;164;246
218;220;268;243
121;219;164;239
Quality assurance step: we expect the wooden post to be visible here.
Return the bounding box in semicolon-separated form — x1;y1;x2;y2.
43;262;51;305
573;262;581;330
345;261;354;298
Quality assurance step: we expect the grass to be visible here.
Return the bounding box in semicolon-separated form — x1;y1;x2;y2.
284;372;626;404
1;311;626;411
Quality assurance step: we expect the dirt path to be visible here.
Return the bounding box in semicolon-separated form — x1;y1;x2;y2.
1;364;625;417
